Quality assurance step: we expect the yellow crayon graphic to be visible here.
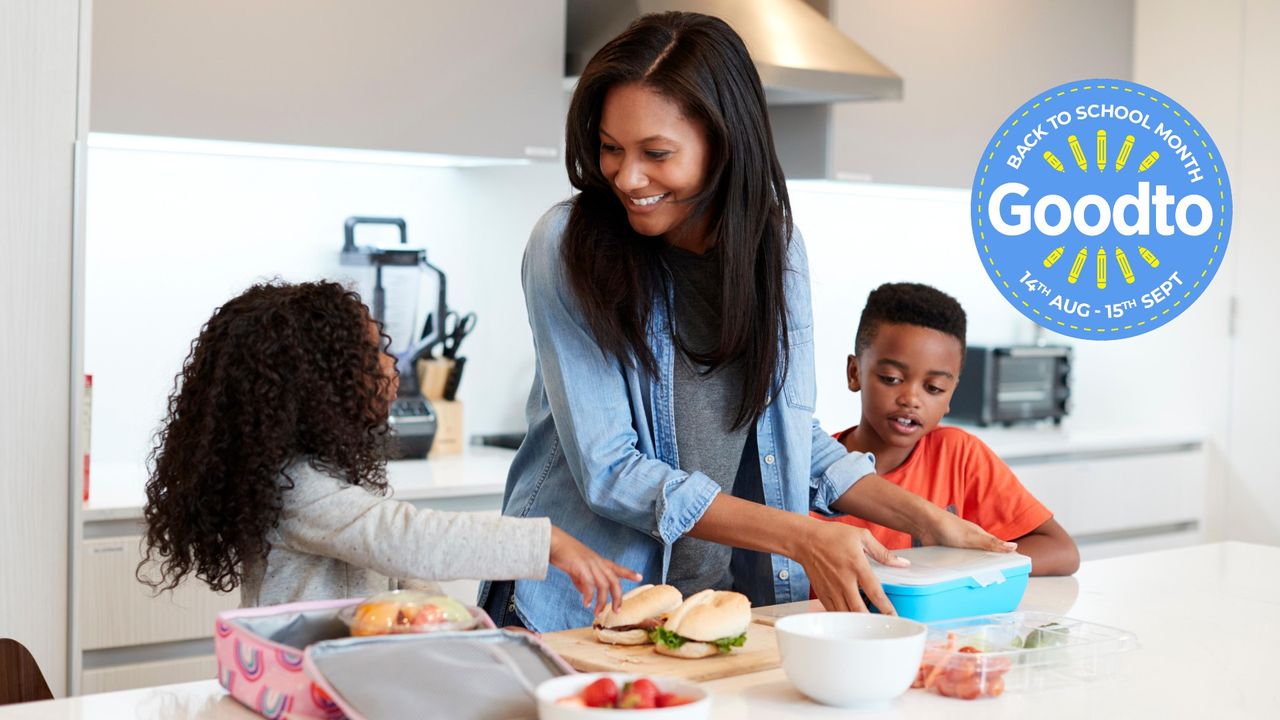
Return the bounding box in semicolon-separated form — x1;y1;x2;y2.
1096;247;1107;289
1043;151;1065;172
1116;135;1135;171
1068;135;1088;171
1116;247;1136;284
1138;246;1160;268
1137;150;1160;172
1097;130;1107;171
1043;246;1065;268
1067;246;1088;284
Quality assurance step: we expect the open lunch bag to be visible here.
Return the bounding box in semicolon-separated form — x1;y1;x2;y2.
214;597;574;720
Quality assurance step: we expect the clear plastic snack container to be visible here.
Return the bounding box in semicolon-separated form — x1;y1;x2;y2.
337;589;479;637
913;611;1139;700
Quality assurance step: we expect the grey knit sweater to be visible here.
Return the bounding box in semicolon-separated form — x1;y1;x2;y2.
239;460;551;607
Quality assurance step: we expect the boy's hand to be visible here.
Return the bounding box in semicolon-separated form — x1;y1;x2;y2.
919;510;1017;553
548;525;643;614
796;521;908;615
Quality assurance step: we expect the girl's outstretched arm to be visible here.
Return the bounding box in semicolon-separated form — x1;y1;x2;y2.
548;525;642;614
277;464;552;583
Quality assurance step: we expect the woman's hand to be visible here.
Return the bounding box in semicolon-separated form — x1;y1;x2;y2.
917;509;1018;553
548;525;643;614
794;521;909;615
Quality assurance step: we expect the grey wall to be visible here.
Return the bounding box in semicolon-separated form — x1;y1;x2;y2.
830;0;1135;187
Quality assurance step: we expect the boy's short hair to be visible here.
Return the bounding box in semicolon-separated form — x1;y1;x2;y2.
854;283;967;355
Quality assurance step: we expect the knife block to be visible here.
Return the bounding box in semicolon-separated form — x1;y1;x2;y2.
416;358;453;401
430;399;463;456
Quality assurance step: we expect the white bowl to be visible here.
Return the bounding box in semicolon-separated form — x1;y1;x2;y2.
535;672;711;720
775;612;927;708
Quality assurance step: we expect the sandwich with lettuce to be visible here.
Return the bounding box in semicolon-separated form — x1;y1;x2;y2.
649;589;750;659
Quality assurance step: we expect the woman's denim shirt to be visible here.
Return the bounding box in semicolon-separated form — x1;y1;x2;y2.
479;204;876;632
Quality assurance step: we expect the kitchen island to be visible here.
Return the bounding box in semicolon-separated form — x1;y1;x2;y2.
9;542;1275;718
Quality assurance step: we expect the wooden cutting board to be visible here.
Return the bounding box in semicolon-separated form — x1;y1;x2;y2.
539;623;779;682
750;599;826;627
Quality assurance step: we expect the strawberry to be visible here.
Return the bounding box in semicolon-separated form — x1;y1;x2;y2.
985;674;1006;698
656;692;697;708
954;676;982;700
582;677;618;708
618;678;658;709
631;679;659;701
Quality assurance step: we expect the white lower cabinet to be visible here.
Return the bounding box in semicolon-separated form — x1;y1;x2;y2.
1010;445;1208;552
80;535;237;694
81;536;239;651
81;655;216;696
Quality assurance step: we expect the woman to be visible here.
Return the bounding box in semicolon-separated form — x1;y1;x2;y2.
481;12;1011;632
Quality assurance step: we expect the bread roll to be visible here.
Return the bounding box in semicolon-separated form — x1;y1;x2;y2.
653;640;720;659
661;589;750;642
591;626;651;645
592;584;683;645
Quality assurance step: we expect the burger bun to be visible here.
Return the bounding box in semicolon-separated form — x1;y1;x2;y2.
591;626;651;645
593;583;683;630
654;640;720;659
662;589;750;642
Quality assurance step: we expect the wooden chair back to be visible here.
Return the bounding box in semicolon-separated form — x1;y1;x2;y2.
0;639;54;705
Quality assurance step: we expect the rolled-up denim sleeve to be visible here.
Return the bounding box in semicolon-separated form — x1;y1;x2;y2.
522;206;720;544
808;419;876;514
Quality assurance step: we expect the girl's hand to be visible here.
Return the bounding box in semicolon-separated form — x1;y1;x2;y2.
794;521;908;615
918;510;1017;553
548;525;642;614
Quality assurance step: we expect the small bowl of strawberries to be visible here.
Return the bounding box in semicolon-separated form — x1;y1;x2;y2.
536;673;710;719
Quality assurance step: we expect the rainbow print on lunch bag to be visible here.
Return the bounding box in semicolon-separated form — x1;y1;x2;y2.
215;598;358;720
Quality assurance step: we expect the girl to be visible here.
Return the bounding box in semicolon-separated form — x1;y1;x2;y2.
140;280;638;611
482;12;1012;632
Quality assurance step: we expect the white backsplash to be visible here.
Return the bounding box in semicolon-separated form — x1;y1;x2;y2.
84;153;1226;503
84;147;569;497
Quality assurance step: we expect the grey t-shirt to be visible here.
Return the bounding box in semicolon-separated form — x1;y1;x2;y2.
662;244;753;597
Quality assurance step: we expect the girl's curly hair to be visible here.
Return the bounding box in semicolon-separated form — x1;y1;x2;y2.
139;280;395;593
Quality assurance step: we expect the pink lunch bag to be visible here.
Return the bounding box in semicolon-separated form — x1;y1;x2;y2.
214;597;497;719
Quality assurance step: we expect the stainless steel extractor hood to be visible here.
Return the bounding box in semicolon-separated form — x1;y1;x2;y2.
566;0;902;105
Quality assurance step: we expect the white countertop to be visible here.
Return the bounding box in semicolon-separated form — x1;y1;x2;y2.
961;424;1203;462
81;426;1203;524
82;446;517;522
7;542;1275;718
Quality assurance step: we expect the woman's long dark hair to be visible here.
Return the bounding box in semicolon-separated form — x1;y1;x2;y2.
139;281;394;593
563;11;793;429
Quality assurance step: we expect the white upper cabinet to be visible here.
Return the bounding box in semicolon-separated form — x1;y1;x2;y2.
90;0;566;159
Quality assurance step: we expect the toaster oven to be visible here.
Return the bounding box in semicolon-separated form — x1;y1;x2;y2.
949;345;1071;426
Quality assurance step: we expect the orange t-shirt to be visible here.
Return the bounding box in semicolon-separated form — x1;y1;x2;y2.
813;426;1052;550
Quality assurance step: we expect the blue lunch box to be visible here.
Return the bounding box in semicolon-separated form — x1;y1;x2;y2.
868;546;1032;622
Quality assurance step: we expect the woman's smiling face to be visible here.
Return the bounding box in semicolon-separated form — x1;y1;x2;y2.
599;83;711;244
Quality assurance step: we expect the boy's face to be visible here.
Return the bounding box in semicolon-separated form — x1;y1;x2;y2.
848;322;964;448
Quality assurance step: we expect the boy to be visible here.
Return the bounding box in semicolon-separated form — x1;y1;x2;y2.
818;283;1079;576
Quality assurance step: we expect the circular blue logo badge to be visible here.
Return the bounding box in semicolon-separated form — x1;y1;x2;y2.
971;79;1232;340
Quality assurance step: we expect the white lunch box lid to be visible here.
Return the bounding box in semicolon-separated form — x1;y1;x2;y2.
871;546;1032;588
